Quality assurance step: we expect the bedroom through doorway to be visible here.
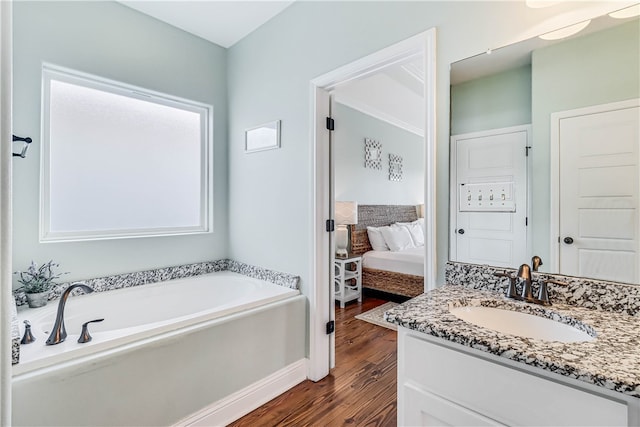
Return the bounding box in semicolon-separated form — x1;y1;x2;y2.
309;29;436;381
329;49;427;367
330;52;425;310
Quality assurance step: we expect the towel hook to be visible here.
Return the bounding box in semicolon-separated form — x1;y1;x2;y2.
13;134;32;158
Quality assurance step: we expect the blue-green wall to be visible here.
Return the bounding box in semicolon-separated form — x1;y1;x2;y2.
226;0;594;294
531;19;640;265
451;64;532;135
12;1;229;284
334;103;424;205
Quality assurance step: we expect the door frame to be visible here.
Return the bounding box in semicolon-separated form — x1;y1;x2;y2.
0;1;13;423
449;124;532;264
549;98;640;273
308;28;437;381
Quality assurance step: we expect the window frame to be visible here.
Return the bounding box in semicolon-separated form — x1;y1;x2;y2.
40;63;214;242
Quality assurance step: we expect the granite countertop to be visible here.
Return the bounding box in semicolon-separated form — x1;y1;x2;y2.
384;285;640;398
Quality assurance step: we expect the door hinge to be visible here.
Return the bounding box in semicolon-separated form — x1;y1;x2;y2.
526;146;532;156
326;320;335;335
326;117;335;131
326;219;335;232
526;217;528;226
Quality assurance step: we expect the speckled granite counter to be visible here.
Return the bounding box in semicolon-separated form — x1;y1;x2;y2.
385;285;640;398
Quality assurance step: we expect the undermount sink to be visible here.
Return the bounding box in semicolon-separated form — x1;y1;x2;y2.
449;305;595;343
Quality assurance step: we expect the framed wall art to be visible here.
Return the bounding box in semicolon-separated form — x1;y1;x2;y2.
389;153;403;181
364;137;382;170
245;120;281;153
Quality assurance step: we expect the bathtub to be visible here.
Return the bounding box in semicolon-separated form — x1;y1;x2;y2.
12;271;306;426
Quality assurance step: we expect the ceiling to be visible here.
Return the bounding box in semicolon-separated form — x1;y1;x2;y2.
451;7;639;85
118;1;294;48
332;56;425;136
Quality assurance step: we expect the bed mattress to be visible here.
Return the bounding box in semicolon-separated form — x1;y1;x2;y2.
362;246;425;277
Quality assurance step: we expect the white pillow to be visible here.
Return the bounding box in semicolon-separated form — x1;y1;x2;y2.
381;225;415;252
367;226;390;251
394;221;424;247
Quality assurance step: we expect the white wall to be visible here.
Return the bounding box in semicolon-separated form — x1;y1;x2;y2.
12;1;229;284
226;1;630;300
334;102;423;205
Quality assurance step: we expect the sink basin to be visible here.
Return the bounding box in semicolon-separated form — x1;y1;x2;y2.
449;306;595;343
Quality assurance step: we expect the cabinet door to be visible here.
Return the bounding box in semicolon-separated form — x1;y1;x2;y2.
401;330;629;426
402;382;505;426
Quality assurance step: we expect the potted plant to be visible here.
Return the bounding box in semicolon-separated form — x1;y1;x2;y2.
15;260;68;308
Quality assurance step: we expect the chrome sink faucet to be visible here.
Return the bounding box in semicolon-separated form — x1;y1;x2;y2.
46;283;94;345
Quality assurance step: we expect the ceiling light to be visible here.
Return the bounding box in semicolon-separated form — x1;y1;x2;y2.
526;0;560;8
609;4;640;19
539;20;591;40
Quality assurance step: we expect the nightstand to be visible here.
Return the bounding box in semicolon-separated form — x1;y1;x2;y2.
334;254;362;308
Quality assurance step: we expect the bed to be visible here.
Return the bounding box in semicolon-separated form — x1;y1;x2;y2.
349;204;425;298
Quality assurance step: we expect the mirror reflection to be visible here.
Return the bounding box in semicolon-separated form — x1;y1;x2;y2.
449;8;640;284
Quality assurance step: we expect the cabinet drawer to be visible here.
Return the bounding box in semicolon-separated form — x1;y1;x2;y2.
401;331;628;426
402;382;505;426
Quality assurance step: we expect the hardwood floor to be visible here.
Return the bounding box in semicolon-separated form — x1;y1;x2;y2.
229;297;398;427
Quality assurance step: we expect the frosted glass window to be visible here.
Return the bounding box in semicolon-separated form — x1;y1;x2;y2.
41;64;213;241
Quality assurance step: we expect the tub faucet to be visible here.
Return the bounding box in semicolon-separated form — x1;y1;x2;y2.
46;283;94;346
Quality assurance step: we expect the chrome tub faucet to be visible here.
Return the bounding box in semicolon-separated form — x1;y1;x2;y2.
46;283;94;345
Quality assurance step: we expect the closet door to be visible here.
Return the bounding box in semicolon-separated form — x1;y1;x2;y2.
452;126;529;268
558;103;639;283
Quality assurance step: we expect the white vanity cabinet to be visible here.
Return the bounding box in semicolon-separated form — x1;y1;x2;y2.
398;327;639;426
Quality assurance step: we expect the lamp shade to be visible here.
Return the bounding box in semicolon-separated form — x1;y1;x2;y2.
335;201;358;225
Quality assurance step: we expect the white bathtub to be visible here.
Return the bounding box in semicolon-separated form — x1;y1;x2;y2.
12;271;306;426
14;271;299;375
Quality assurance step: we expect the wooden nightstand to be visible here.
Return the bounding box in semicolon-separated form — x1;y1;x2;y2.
334;254;362;308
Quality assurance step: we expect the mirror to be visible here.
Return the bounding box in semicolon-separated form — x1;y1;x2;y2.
449;6;640;284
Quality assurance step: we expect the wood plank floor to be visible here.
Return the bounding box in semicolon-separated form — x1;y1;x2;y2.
229;297;398;427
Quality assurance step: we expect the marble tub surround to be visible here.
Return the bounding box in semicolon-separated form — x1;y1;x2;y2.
446;261;640;316
385;285;640;397
226;260;299;289
12;339;20;365
14;259;300;306
11;295;20;364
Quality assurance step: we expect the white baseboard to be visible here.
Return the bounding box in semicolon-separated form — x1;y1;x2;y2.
174;358;308;427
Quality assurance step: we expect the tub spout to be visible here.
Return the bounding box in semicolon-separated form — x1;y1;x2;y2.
46;283;94;345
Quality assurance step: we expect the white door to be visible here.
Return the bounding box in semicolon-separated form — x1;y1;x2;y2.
557;101;640;283
452;126;529;268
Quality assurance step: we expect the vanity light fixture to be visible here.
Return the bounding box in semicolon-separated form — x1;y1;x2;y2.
609;4;640;19
539;20;591;40
335;201;358;257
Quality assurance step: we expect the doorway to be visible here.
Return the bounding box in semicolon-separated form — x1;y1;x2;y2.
308;29;437;381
